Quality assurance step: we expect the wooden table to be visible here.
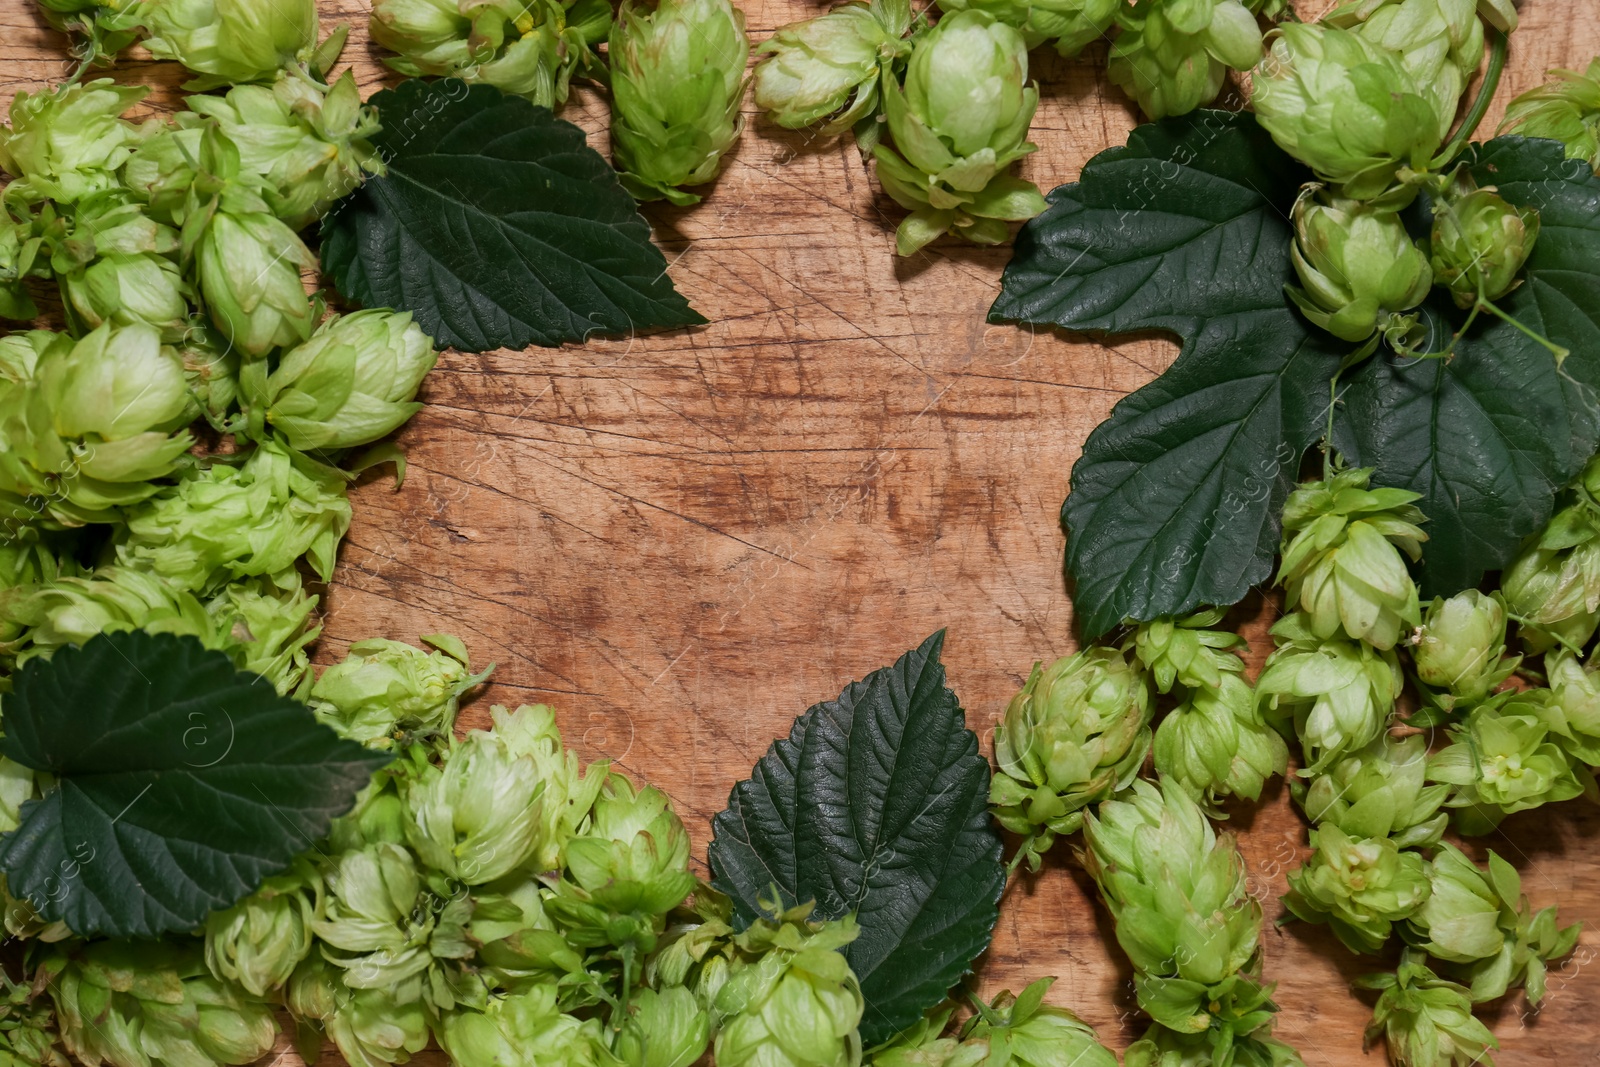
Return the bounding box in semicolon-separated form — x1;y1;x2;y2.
5;0;1600;1062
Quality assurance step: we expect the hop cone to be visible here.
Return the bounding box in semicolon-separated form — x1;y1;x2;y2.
1408;590;1516;710
1430;180;1540;309
1427;694;1592;836
0;976;65;1067
1356;952;1497;1067
1155;674;1288;811
1541;648;1600;764
436;983;621;1067
311;634;485;751
1284;823;1430;955
615;986;710;1067
871;10;1048;255
288;954;430;1067
204;855;320;997
1401;843;1580;1005
1287;188;1432;347
1499;58;1600;171
0;80;148;206
139;0;318;86
989;646;1152;868
935;0;1119;58
1293;734;1449;850
959;977;1117;1067
712;903;864;1067
754;0;911;133
1108;0;1264;120
609;0;749;205
1501;483;1600;654
1129;609;1247;694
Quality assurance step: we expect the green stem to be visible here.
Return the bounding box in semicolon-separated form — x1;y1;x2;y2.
1477;298;1571;363
1433;28;1509;170
964;987;1003;1026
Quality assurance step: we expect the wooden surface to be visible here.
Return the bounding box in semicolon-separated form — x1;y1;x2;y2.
7;0;1600;1061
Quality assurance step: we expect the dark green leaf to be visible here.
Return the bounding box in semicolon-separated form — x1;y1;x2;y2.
320;78;704;352
990;110;1337;638
708;632;1003;1046
0;631;390;938
1334;137;1600;593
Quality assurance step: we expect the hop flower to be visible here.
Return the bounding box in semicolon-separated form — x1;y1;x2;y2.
1129;609;1247;694
871;10;1048;255
1499;58;1600;171
1283;823;1430;954
0;974;66;1067
204;856;320;997
1123;1022;1302;1067
0;324;194;522
1409;590;1517;710
139;0;319;86
1541;649;1600;764
1356;953;1497;1067
988;646;1153;868
546;773;696;954
438;983;622;1067
310;843;475;1008
1153;674;1289;810
310;634;484;750
1431;181;1540;310
42;941;277;1067
0;206;47;321
1081;779;1261;996
0;80;149;206
403;711;549;885
31;0;145;67
288;954;430;1067
369;0;609;109
1427;694;1592;836
754;1;911;133
1402;844;1580;1005
615;986;710;1067
1322;0;1496;143
959;977;1117;1067
1256;613;1404;775
184;70;384;228
712;903;864;1067
116;436;352;592
1501;491;1600;654
486;703;608;870
1293;734;1449;850
609;0;749;205
935;0;1118;58
193;198;317;358
1251;23;1444;199
1277;467;1427;649
263;309;438;452
1108;0;1264;121
61;252;189;338
1286;188;1433;347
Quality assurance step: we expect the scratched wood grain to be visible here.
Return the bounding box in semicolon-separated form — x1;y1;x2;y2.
6;0;1600;1062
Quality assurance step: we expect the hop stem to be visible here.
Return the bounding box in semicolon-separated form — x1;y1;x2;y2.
1433;28;1509;170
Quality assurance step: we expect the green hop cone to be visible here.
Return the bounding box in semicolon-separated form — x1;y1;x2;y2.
935;0;1118;57
288;954;430;1067
185;70;385;229
1129;608;1247;694
1356;951;1497;1067
1293;733;1449;850
1154;674;1289;810
1286;188;1433;347
116;436;352;591
1402;844;1581;1005
202;571;322;692
1430;182;1540;310
870;1006;985;1067
31;0;145;67
204;855;320;997
1256;613;1404;774
1427;693;1593;836
0;205;46;321
1080;779;1261;999
1276;466;1427;650
988;646;1152;869
1499;58;1600;172
615;986;710;1067
753;0;911;134
468;876;597;995
1251;23;1444;199
1124;1022;1304;1067
609;0;749;205
1282;823;1431;955
1501;487;1600;654
546;772;696;954
0;975;66;1067
491;702;609;869
438;983;623;1067
1322;0;1493;143
872;10;1048;255
310;842;475;1008
959;977;1117;1067
61;252;189;338
140;0;319;86
192;199;317;358
403;708;551;885
1108;0;1264;121
310;634;485;750
0;80;148;207
1541;648;1600;764
1409;590;1517;710
263;309;437;451
43;940;277;1067
712;903;865;1067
